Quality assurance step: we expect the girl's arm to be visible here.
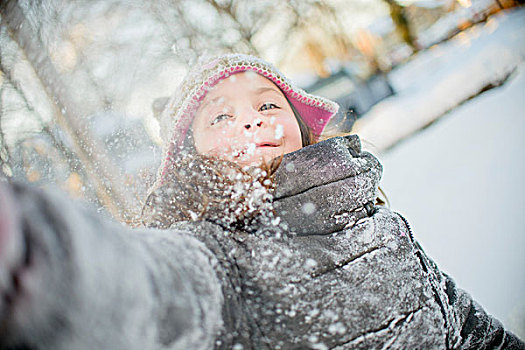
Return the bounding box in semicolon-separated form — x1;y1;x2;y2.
0;182;224;350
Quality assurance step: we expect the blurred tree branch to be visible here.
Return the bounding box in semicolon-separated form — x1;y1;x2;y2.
0;72;13;179
206;0;259;55
151;0;293;63
0;55;81;180
382;0;418;51
0;0;136;221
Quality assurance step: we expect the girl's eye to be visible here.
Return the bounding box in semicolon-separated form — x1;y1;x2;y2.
211;114;232;125
259;103;279;112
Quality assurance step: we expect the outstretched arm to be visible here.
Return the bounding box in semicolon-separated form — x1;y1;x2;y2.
0;182;223;350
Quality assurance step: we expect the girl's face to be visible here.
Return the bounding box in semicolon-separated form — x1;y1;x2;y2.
192;72;303;167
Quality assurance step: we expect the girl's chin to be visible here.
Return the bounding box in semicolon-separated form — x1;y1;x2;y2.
233;157;267;167
231;154;279;167
210;147;274;166
241;148;284;166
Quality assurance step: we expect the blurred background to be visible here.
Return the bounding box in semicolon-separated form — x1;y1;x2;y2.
0;0;523;338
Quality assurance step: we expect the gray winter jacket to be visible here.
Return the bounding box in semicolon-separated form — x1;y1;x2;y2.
1;136;522;349
176;135;524;349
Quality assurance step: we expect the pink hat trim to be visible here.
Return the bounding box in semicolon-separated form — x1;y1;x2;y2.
173;65;334;145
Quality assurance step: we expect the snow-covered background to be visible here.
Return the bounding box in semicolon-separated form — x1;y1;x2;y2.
356;7;525;337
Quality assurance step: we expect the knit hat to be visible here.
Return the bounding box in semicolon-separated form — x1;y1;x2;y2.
155;53;339;186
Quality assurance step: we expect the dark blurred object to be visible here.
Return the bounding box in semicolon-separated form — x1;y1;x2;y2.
306;70;394;133
382;0;419;52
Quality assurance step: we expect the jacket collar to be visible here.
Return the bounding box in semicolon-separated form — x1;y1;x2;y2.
272;135;383;236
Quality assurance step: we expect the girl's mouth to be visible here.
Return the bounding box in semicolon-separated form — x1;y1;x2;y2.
256;142;280;148
230;142;281;160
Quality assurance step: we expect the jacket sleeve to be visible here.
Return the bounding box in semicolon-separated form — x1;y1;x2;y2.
0;182;224;350
398;214;525;350
444;274;524;349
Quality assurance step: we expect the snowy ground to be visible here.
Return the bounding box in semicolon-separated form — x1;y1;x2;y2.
355;7;525;152
355;7;525;338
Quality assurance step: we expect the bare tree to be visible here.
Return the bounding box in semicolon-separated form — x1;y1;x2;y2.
0;55;77;180
382;0;418;51
0;80;13;179
1;1;136;221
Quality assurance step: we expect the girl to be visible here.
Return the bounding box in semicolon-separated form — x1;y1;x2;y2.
141;54;523;349
142;54;337;231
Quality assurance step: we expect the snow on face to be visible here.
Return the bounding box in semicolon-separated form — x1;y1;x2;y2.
274;124;284;140
191;72;302;167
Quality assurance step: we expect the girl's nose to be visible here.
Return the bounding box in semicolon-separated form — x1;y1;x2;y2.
243;119;263;130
